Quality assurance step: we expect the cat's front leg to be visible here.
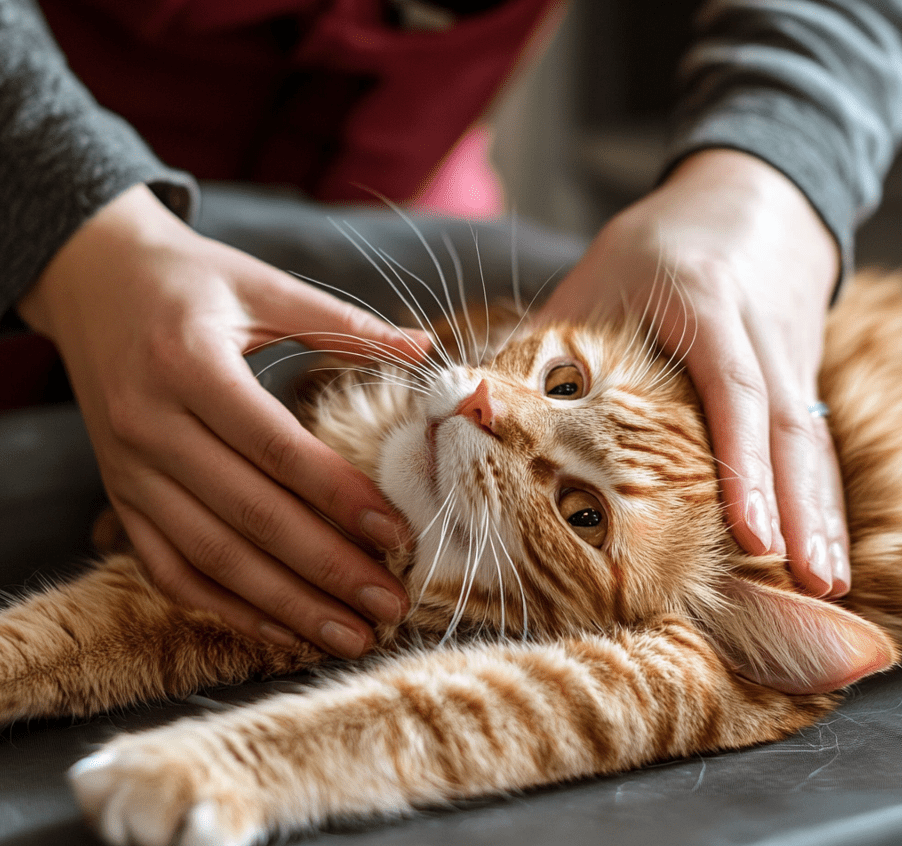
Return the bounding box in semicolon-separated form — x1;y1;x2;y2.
0;554;323;724
69;683;390;846
71;731;265;846
69;622;835;846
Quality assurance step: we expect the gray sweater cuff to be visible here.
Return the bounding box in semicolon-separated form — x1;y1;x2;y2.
0;0;198;318
663;0;902;298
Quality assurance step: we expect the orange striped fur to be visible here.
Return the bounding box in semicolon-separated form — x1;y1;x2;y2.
4;272;902;845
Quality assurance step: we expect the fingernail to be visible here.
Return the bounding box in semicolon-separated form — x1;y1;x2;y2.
771;518;787;556
806;533;831;594
358;585;404;624
259;622;301;649
829;541;850;595
320;621;367;659
361;510;408;551
745;490;772;553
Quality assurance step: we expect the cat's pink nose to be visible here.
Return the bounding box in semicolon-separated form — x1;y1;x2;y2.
454;379;501;435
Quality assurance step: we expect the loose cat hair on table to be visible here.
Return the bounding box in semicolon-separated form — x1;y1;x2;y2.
2;268;902;846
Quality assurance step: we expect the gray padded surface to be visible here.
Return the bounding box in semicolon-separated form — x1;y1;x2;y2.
0;405;105;587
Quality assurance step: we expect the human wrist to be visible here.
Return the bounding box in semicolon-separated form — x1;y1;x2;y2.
660;149;840;295
17;184;186;340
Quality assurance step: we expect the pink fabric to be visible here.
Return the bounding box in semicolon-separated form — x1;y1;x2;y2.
412;125;505;218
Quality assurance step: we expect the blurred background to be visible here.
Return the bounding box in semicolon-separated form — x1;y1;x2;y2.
492;0;902;268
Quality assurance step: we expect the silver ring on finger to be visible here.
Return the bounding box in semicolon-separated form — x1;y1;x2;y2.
807;401;830;418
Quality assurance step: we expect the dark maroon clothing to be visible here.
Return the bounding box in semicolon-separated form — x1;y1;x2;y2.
38;0;558;202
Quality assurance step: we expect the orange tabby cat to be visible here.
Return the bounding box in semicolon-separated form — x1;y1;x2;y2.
2;270;902;846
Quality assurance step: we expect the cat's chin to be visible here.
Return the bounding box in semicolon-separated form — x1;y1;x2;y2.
378;417;439;535
377;366;482;534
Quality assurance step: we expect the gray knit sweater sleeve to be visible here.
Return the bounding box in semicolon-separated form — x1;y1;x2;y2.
0;0;198;317
668;0;902;279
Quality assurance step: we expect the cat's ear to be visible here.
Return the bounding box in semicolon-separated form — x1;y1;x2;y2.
707;577;897;694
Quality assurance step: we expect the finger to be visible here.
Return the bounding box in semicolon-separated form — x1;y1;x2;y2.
744;304;849;596
767;398;849;597
176;344;410;555
815;416;850;597
239;265;432;364
149;406;409;625
118;476;380;659
118;503;302;649
679;309;784;560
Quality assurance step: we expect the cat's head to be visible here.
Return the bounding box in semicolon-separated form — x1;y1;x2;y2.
379;313;727;637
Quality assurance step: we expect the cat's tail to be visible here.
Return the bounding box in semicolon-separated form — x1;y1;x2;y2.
0;555;322;725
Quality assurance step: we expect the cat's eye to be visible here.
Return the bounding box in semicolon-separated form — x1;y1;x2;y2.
544;363;586;399
558;489;607;546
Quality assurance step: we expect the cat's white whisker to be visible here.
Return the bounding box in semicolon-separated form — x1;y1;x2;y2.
433;510;472;645
283;271;434;355
647;247;700;391
283;272;441;374
441;232;480;364
325;220;457;370
376;248;468;364
411;490;458;615
251;342;431;387
491;270;561;359
709;455;751;486
624;261;669;390
316;365;422;389
646;267;694;390
321;375;428;398
290;343;431;383
629;244;666;336
465;223;492;366
486;528;506;638
365;248;451;360
359;190;460;333
445;509;478;643
441;506;490;646
335;193;469;371
491;523;529;639
649;265;680;354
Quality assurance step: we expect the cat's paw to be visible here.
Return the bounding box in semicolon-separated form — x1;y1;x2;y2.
69;745;264;846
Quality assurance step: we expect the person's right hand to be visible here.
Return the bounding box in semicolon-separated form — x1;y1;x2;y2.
18;184;430;658
541;150;847;599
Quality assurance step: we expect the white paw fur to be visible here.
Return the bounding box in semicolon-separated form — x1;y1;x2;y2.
69;746;261;846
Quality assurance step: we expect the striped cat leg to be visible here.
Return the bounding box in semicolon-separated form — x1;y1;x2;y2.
69;618;833;846
0;554;321;724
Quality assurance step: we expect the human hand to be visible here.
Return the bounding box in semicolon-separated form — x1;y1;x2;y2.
541;149;847;597
18;184;431;656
